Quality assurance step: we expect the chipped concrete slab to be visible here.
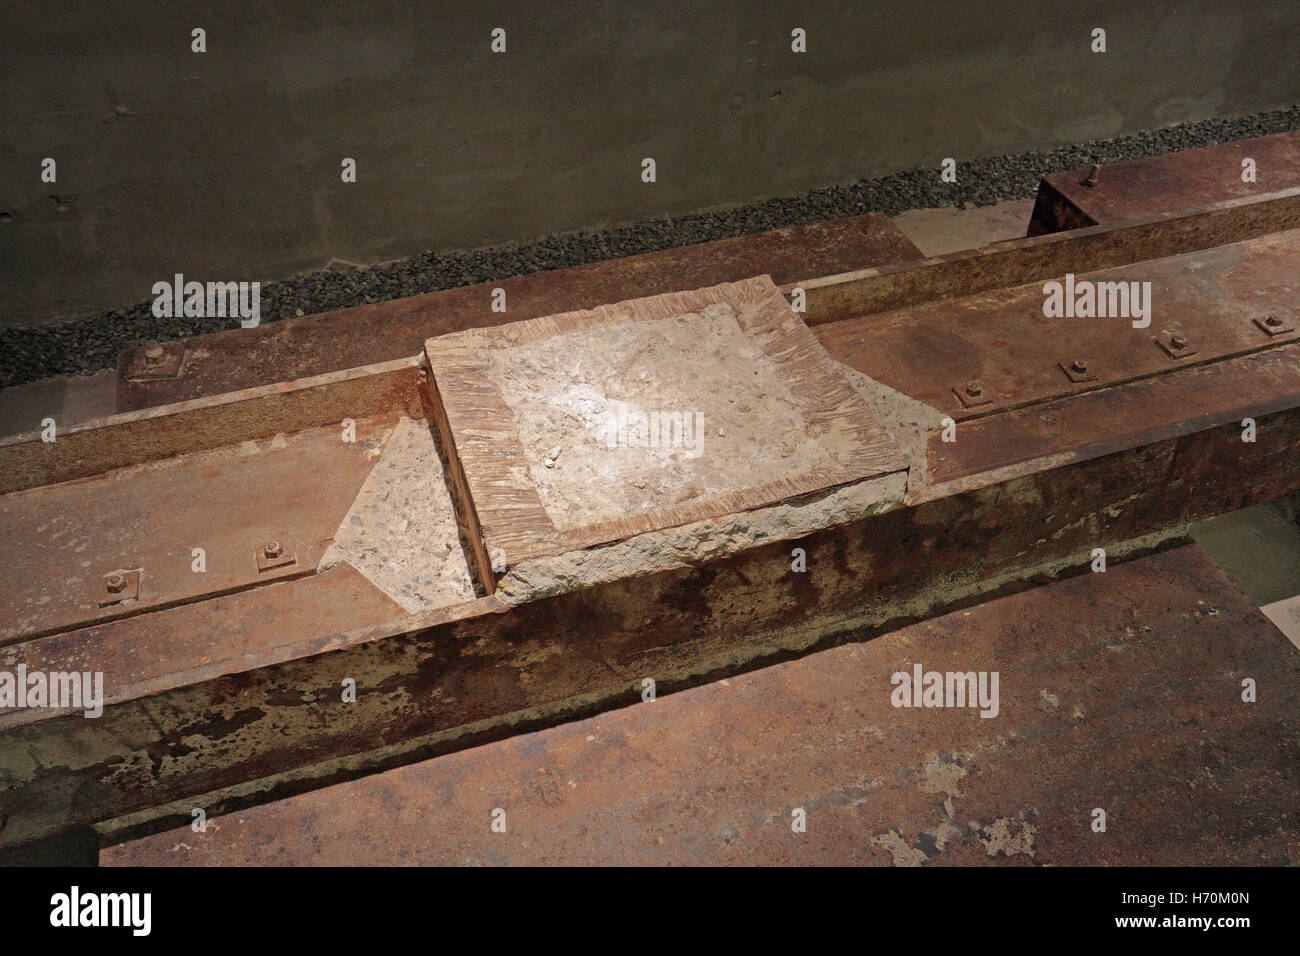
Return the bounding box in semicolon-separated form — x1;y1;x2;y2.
427;277;906;578
835;361;945;496
495;470;907;604
320;416;475;613
489;304;852;530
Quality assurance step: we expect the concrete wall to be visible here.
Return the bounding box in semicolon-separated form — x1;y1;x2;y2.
1;0;1296;327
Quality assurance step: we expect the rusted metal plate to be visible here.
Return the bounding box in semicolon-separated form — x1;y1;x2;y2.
0;415;395;643
100;544;1300;866
116;214;923;410
0;356;426;495
2;564;407;716
816;228;1300;420
1029;130;1300;234
925;343;1300;486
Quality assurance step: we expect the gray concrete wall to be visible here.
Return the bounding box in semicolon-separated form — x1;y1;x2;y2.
1;0;1296;327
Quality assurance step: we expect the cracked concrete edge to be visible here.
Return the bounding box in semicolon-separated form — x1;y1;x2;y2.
834;360;946;497
494;470;909;605
319;415;476;613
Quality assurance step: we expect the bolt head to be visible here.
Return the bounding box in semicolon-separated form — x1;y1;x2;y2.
143;343;165;366
965;381;983;397
1170;334;1188;349
105;573;126;593
1071;359;1088;373
264;541;282;559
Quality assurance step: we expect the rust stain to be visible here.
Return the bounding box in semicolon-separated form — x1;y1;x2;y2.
101;545;1300;867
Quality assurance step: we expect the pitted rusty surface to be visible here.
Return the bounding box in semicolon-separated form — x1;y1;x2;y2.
101;544;1300;866
1029;130;1300;234
117;214;922;409
816;227;1300;422
0;414;398;643
922;343;1300;487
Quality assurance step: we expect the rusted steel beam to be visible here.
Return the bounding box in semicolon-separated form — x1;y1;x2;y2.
794;188;1300;326
815;228;1300;422
920;345;1300;487
4;222;1299;852
99;544;1300;866
0;357;425;495
0;414;395;643
5;374;1297;850
1028;130;1300;235
115;214;923;411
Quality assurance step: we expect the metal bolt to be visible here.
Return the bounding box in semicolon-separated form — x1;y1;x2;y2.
1082;164;1101;188
263;541;282;559
1264;315;1282;327
143;343;165;367
1170;334;1188;350
965;381;984;398
1071;359;1089;374
105;572;126;593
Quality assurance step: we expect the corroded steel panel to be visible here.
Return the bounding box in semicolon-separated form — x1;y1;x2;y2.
816;228;1300;421
101;545;1300;867
1029;130;1300;234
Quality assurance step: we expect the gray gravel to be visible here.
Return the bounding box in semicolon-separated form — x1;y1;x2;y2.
1;105;1296;390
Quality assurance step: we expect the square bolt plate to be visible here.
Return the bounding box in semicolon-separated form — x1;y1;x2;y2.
952;384;991;408
256;542;296;573
126;343;186;382
1155;333;1198;360
98;568;141;607
1253;315;1294;337
1059;361;1098;384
